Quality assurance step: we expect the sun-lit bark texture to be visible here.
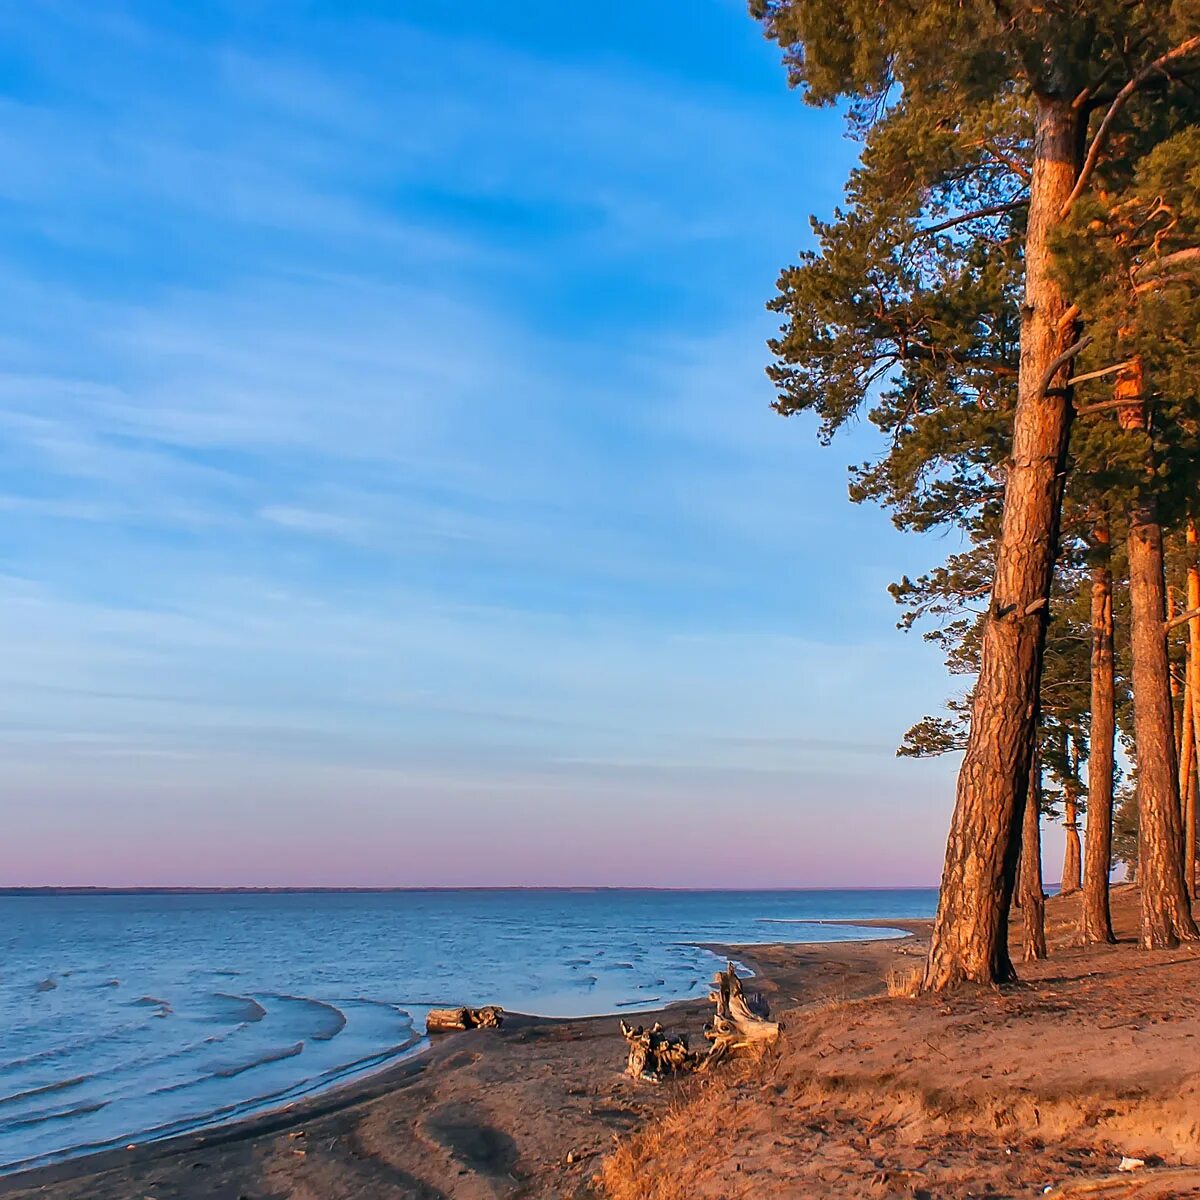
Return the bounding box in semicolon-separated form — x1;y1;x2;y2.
1062;775;1082;895
1081;529;1116;945
1129;505;1200;948
924;98;1081;990
1187;519;1200;898
1020;756;1047;961
1120;357;1199;948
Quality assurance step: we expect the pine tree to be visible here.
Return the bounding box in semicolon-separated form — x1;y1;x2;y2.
1056;126;1200;947
752;1;1200;984
1080;519;1118;943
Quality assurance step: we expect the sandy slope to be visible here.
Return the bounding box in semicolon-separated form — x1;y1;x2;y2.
603;885;1200;1199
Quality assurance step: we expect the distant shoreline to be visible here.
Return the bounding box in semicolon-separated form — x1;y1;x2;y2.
0;884;941;896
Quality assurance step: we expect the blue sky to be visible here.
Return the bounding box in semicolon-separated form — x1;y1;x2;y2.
0;0;1011;887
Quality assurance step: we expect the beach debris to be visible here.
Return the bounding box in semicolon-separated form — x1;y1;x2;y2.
702;962;780;1066
620;963;780;1081
1118;1157;1146;1172
35;977;57;992
620;1021;699;1081
426;1005;504;1033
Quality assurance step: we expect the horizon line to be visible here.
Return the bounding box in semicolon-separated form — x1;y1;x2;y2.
0;884;944;896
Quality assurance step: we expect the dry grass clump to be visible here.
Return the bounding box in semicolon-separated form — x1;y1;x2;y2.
885;965;923;998
597;1062;759;1200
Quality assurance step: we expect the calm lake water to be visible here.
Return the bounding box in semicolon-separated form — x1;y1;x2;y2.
0;888;937;1173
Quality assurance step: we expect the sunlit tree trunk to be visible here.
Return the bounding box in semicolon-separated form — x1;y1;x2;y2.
924;97;1081;990
1061;737;1082;893
1124;356;1200;948
1020;754;1047;961
1180;666;1194;838
1187;518;1200;898
1081;526;1116;944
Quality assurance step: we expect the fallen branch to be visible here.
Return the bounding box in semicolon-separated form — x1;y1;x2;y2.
426;1005;504;1033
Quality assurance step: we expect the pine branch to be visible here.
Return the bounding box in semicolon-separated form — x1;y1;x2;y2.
1066;360;1136;387
916;200;1028;237
1038;335;1093;396
1074;394;1158;416
1061;35;1200;219
1165;606;1200;632
1134;246;1200;290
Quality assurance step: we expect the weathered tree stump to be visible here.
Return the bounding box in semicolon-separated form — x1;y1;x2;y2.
426;1005;504;1033
619;962;779;1080
702;962;780;1066
620;1021;699;1081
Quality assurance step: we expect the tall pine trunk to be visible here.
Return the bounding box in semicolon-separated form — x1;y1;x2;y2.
1179;666;1194;842
1185;763;1197;899
1186;518;1200;898
1061;736;1082;894
924;97;1081;990
1120;356;1199;948
1129;503;1200;948
1178;666;1195;896
1020;754;1047;961
1081;530;1116;944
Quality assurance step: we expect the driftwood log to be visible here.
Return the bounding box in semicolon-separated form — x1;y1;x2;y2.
620;963;779;1080
619;1021;700;1081
426;1005;504;1033
703;961;780;1064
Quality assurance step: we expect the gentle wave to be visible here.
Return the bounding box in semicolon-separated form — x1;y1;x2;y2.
0;1099;108;1134
0;1030;426;1175
0;888;939;1175
0;1076;92;1111
212;993;267;1023
260;995;347;1042
212;1041;304;1079
0;994;285;1104
0;1018;148;1076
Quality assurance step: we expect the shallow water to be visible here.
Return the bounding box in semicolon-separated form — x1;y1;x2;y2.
0;888;936;1173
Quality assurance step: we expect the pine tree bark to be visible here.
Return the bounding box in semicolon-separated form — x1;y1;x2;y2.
1129;502;1200;948
1081;530;1117;944
1020;755;1047;961
1061;736;1082;894
1062;796;1082;893
1185;763;1197;899
1186;518;1200;898
1179;668;1194;830
923;97;1081;990
1121;355;1199;948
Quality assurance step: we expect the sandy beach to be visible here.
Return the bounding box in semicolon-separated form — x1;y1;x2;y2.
5;890;1200;1199
0;927;912;1200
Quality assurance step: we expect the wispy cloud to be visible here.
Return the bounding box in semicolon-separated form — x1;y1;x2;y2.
0;0;955;886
